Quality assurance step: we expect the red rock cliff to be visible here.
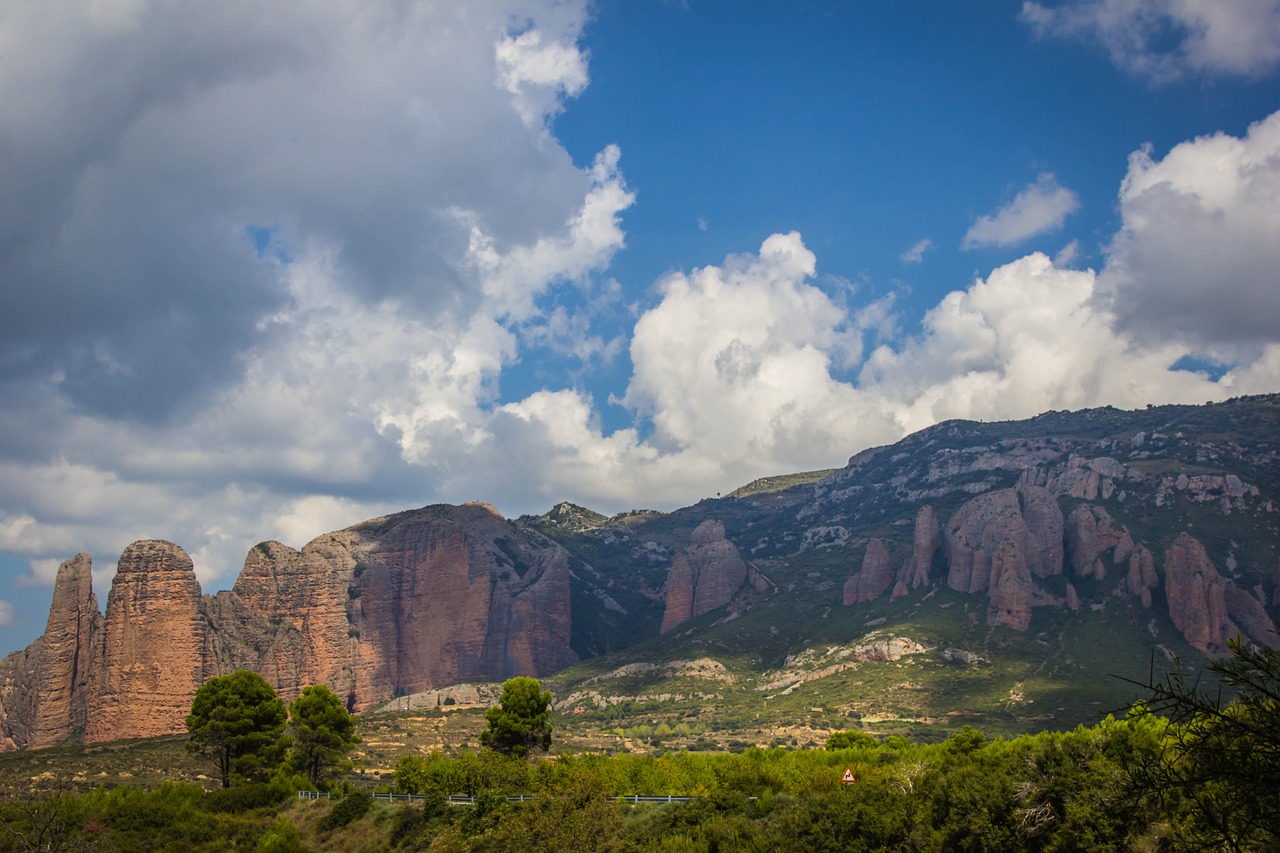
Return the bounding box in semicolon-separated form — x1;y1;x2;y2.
945;486;1064;630
88;540;207;742
660;520;748;634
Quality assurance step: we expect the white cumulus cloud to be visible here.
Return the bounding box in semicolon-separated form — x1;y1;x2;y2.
1022;0;1280;82
963;173;1081;248
1099;110;1280;347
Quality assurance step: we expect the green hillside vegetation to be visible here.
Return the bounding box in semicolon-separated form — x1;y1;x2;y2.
727;469;837;498
3;640;1277;850
0;712;1257;851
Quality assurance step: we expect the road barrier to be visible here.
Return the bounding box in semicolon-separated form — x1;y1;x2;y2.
298;791;702;805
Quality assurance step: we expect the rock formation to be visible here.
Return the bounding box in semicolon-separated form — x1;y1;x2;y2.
660;520;748;634
1064;504;1133;580
843;539;893;604
944;486;1064;630
0;503;578;749
891;506;939;600
1125;545;1159;608
226;501;577;712
88;541;208;742
1163;533;1278;653
0;554;103;750
1163;533;1234;654
30;555;102;748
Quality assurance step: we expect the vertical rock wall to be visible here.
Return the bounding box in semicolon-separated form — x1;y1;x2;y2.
87;541;207;742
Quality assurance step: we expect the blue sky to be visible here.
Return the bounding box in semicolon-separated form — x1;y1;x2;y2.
2;0;1280;653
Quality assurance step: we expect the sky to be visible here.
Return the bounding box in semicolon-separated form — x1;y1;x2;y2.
2;0;1280;653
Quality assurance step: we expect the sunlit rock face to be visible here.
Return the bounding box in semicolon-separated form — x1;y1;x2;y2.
89;540;207;742
0;503;578;748
661;520;748;634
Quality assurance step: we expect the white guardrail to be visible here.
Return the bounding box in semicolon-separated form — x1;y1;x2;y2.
298;791;703;805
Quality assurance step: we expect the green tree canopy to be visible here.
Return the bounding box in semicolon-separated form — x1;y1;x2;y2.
825;730;877;750
185;670;288;788
1128;638;1280;850
479;676;553;760
286;684;360;789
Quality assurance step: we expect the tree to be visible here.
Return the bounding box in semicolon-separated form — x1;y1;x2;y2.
825;730;877;750
1126;638;1280;851
479;676;553;759
186;670;288;788
286;684;360;788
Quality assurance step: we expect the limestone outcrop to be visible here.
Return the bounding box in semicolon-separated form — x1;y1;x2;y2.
660;520;748;634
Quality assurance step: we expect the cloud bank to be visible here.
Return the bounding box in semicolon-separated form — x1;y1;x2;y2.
0;1;1277;605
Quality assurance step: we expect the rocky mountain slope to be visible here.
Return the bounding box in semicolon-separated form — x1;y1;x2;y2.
1;395;1277;750
532;394;1280;739
0;502;574;749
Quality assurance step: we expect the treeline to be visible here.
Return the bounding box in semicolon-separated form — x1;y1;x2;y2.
1;641;1275;851
0;713;1259;851
387;716;1162;851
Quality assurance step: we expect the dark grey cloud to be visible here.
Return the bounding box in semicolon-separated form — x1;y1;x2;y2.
0;0;591;423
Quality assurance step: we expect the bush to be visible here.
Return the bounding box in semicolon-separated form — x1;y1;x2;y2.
825;730;878;750
319;790;373;831
206;780;291;813
255;817;308;853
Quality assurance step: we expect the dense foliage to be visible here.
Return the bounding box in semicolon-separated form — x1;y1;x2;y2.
479;677;553;759
186;670;289;788
1126;638;1280;851
286;685;360;789
386;714;1168;850
8;639;1278;851
0;710;1258;851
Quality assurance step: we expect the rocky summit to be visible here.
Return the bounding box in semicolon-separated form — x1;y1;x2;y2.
2;394;1279;749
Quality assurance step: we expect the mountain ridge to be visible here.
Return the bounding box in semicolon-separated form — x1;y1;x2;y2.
1;394;1277;749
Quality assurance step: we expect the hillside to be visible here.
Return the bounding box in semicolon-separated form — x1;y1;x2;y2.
1;394;1277;750
530;394;1280;740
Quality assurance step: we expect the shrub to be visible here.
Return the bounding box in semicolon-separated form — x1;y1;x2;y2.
254;817;307;853
319;790;373;831
206;780;291;813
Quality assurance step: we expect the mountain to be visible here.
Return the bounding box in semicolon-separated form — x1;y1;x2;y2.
1;395;1277;750
531;394;1280;741
0;502;574;749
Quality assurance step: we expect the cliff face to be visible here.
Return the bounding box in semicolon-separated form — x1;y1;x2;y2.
88;541;208;742
31;555;102;748
1164;533;1279;654
660;520;748;634
944;486;1064;629
0;554;102;750
892;506;939;601
1065;505;1133;580
1;503;577;749
843;539;893;605
226;502;576;713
